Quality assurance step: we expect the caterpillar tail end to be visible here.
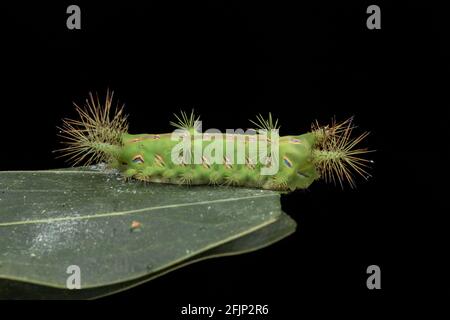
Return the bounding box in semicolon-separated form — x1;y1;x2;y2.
55;90;129;166
311;117;374;188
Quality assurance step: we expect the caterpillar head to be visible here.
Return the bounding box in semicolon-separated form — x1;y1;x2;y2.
311;117;373;188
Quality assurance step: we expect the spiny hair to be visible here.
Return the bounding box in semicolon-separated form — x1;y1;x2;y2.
56;90;128;166
250;113;280;131
170;109;201;131
312;117;373;188
311;117;355;143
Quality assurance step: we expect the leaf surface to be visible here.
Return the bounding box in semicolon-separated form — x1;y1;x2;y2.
0;167;295;299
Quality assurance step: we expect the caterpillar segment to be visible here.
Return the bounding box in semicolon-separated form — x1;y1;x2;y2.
57;92;372;191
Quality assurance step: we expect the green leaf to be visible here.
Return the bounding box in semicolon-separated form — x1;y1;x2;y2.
0;167;296;299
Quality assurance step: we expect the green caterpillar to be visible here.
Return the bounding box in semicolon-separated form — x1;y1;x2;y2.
57;91;372;191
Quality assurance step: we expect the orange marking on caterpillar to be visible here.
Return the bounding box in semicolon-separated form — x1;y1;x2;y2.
246;156;256;170
224;156;233;169
154;154;165;167
202;156;211;169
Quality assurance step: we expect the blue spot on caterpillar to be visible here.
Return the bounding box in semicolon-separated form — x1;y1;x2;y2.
283;156;293;168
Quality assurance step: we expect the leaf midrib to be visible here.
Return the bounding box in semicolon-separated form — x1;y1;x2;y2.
0;193;278;227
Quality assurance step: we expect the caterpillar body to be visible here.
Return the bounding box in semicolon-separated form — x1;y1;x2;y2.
57;92;372;191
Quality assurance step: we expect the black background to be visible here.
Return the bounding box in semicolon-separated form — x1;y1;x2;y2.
1;0;448;314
